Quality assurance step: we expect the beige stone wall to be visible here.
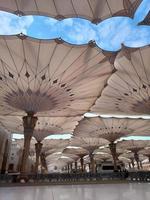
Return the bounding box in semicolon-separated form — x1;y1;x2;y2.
7;143;21;172
7;141;35;173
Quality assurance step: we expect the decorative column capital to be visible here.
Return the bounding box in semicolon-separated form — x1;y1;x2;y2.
35;142;43;154
109;142;116;151
134;151;139;162
23;113;38;135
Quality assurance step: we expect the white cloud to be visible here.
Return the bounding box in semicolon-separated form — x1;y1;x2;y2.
125;26;150;47
0;11;34;35
44;17;58;26
62;18;73;26
62;21;97;44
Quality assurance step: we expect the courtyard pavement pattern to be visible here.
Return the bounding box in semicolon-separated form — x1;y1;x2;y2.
0;183;149;200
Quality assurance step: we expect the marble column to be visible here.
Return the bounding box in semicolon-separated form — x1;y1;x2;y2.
80;156;84;173
20;113;37;174
140;161;143;169
35;142;43;173
75;161;78;172
40;152;48;173
67;164;70;173
89;153;95;173
134;151;140;170
109;142;117;171
131;158;135;168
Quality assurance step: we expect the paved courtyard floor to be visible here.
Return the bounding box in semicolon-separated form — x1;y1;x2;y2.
0;183;149;200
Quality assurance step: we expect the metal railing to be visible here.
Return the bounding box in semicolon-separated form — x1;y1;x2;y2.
0;171;150;184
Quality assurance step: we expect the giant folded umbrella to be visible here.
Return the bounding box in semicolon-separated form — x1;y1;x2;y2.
73;117;150;170
117;140;150;169
0;114;80;172
91;46;150;116
70;137;109;172
0;34;113;173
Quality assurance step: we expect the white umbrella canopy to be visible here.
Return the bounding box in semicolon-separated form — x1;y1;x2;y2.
47;152;78;162
94;146;125;156
63;146;88;157
74;117;150;142
41;139;69;163
140;148;150;154
0;115;81;139
0;0;140;22
0;125;10;137
33;116;82;141
44;148;64;156
94;152;112;161
139;148;150;159
121;152;135;160
48;160;68;171
91;46;150;116
42;139;69;151
121;152;147;163
70;137;109;153
0;115;23;133
73;117;150;171
117;140;150;152
118;156;131;164
47;154;75;165
0;35;113;117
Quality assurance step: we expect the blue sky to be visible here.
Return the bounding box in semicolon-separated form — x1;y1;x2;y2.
0;0;149;51
12;133;150;140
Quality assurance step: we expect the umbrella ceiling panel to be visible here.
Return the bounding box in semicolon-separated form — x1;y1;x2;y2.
47;155;74;164
63;146;88;156
0;0;140;22
139;148;150;156
74;117;150;142
0;126;9;137
0;115;81;138
48;160;67;169
120;152;147;162
44;147;65;156
0;35;113;117
94;152;112;161
70;137;109;152
42;139;69;151
33;116;82;141
47;152;78;161
118;156;131;163
121;152;135;160
117;140;150;152
0;116;22;133
95;147;125;155
91;46;150;116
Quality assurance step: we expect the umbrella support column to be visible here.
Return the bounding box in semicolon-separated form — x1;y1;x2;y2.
89;153;95;173
75;161;78;172
109;142;117;171
40;152;48;173
35;142;43;173
134;151;140;170
20;113;37;180
80;156;84;173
